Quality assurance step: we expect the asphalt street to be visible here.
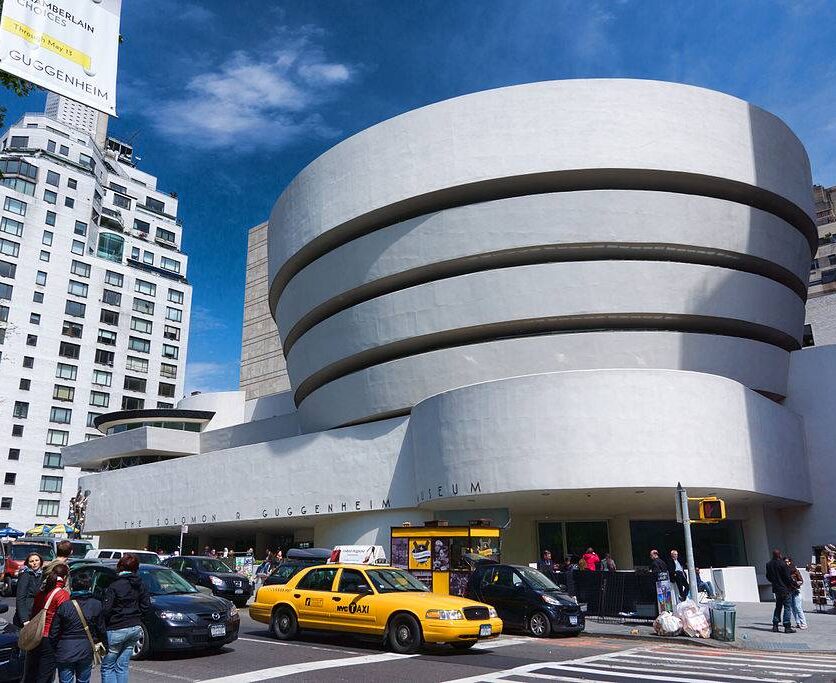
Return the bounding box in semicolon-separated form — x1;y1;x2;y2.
4;597;836;682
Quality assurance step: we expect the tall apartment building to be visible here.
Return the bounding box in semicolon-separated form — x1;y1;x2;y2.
0;99;191;530
239;222;290;398
806;184;836;345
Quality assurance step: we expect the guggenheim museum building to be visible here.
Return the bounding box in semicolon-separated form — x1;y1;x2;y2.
65;79;836;579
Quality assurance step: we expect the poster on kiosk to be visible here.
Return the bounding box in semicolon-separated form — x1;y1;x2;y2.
0;0;122;115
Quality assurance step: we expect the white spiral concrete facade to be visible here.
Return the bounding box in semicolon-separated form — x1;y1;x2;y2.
268;79;814;432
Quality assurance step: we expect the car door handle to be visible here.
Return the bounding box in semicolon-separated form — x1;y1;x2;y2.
332;597;341;602
293;594;301;599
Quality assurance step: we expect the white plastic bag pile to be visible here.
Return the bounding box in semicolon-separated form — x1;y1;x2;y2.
653;611;683;637
674;599;711;638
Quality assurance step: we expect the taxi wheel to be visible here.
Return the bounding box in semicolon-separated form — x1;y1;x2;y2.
271;607;298;640
528;611;551;638
388;613;422;654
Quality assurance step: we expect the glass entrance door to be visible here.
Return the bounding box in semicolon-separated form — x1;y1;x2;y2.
537;521;610;562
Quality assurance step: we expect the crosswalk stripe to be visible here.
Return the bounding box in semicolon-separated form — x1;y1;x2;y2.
656;646;836;664
571;661;797;682
542;664;727;682
618;651;836;672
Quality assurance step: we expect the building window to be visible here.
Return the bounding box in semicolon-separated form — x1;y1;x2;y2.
0;305;7;322
0;282;12;300
142;251;154;265
126;356;148;373
43;190;57;205
94;349;114;366
0;177;35;195
64;197;74;209
40;476;63;493
1;498;12;511
29;313;40;325
71;240;84;255
11;425;23;437
132;298;154;315
39;250;50;262
86;413;100;429
4;473;15;486
156;227;176;243
53;384;75;401
97;329;117;346
62;321;83;339
97;232;124;263
67;178;77;190
32;291;43;304
64;301;85;318
0;217;23;237
42;230;52;246
99;309;119;326
121;396;145;410
157;402;174;409
7;449;18;461
130;317;152;334
9;136;28;148
67;280;88;298
89;391;109;408
12;401;28;419
49;407;71;424
59;144;69;156
167;289;184;304
36;271;47;286
101;289;121;307
158;383;176;398
0;239;20;257
43;452;63;469
58;341;80;359
79;153;93;170
18;379;30;391
25;334;37;347
104;270;123;287
145;197;165;213
160;363;177;379
46;140;56;152
112;193;131;210
124;376;147;393
131;247;139;260
160;257;180;273
45;171;60;187
22;356;34;369
129;337;150;354
165;307;182;323
162;344;178;359
3;197;26;216
0;260;15;278
135;279;156;296
134;219;150;234
36;500;58;517
55;363;77;380
47;430;69;446
92;370;111;387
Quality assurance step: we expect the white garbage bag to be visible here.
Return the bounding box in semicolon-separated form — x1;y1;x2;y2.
653;611;683;637
674;599;711;638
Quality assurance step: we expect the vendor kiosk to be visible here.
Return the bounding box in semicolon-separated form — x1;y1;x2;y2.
390;522;501;595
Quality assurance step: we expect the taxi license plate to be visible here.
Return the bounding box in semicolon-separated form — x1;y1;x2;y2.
479;624;492;637
210;624;226;638
569;616;578;626
234;589;243;594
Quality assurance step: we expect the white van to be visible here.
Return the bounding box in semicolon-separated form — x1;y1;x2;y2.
85;549;161;565
329;545;387;565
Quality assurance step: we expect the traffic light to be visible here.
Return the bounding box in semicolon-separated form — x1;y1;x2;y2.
698;497;726;522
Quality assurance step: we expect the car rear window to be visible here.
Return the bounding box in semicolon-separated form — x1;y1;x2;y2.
10;544;55;561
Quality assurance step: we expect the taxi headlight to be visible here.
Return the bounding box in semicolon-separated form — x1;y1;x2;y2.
488;607;498;619
425;609;465;620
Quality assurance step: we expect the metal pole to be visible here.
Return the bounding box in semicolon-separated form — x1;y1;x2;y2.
179;526;184;555
677;483;700;601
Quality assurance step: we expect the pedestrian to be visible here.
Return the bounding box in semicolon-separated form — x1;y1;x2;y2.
222;547;229;558
577;556;588;571
42;540;73;586
101;554;151;683
785;556;807;630
24;563;71;683
275;549;283;564
49;570;107;683
254;553;274;591
536;549;554;574
766;549;796;633
600;553;617;572
695;567;716;599
582;547;600;571
14;553;43;627
666;549;688;600
649;549;668;579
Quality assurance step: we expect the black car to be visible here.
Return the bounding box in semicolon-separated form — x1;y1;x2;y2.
71;562;240;659
466;564;584;637
163;556;252;607
263;548;333;587
0;604;23;681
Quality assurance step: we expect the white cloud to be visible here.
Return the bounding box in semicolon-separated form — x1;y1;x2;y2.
152;37;355;150
190;306;227;334
185;361;238;394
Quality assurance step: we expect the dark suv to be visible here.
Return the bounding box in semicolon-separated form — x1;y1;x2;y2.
466;564;584;637
163;556;252;607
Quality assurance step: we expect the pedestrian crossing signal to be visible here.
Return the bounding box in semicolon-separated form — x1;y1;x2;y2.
698;497;726;522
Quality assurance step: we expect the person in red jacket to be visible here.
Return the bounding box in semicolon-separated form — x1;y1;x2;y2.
582;547;600;571
24;563;70;683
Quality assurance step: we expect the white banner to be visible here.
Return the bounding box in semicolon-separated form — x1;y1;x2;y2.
0;0;121;115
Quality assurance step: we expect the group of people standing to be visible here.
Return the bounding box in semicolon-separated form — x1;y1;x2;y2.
253;549;284;589
766;548;807;633
537;547;617;573
649;548;716;600
14;541;150;683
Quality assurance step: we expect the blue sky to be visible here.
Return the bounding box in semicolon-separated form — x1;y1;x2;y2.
2;0;835;393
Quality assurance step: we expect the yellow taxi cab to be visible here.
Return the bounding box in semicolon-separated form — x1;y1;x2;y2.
250;563;502;653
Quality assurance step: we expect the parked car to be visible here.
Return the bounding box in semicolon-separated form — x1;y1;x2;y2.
70;561;240;659
465;564;584;637
0;603;23;681
22;536;94;558
85;549;161;564
163;556;252;607
263;548;333;587
250;564;502;653
1;542;54;596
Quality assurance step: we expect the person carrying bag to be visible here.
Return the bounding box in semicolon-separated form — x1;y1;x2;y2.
21;564;71;683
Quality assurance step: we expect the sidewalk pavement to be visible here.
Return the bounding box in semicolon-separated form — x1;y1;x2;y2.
583;602;836;652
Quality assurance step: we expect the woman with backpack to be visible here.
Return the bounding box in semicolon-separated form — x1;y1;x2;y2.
48;570;107;683
101;554;150;683
14;553;43;627
23;562;70;683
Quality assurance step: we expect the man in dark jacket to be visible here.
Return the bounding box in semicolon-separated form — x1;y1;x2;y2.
48;571;107;682
649;549;669;579
766;549;796;633
101;555;151;679
666;549;689;600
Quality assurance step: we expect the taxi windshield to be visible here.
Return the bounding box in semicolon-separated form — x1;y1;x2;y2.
366;569;429;593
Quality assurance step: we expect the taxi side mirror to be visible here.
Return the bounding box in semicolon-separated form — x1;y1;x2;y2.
354;584;371;595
